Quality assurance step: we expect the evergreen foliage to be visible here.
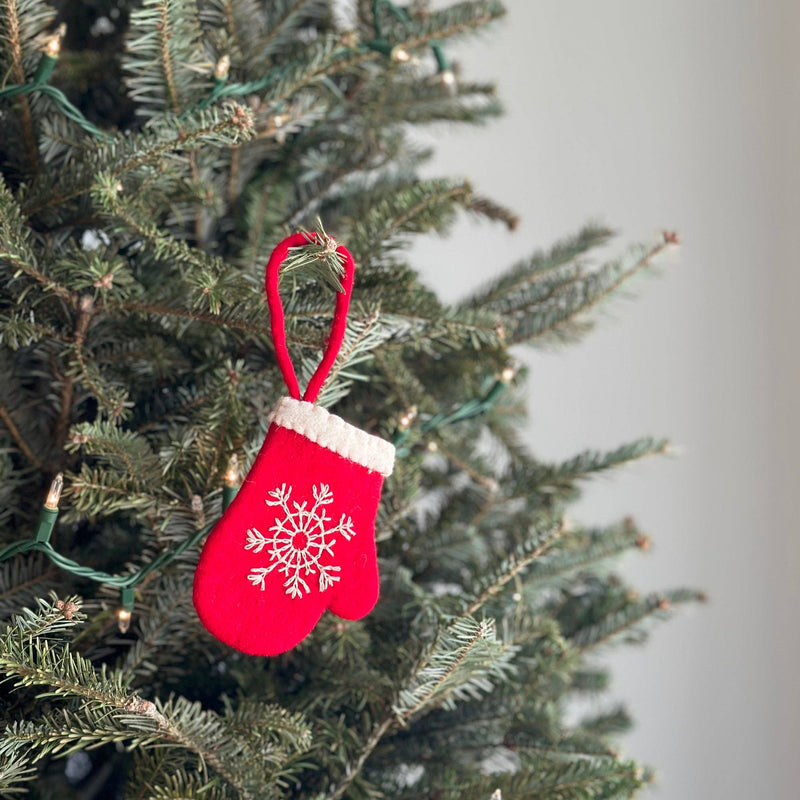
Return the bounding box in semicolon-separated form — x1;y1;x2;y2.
0;1;699;797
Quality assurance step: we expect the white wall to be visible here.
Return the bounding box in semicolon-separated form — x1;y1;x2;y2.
413;1;800;797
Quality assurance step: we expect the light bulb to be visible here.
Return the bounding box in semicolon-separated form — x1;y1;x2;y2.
45;473;63;510
440;69;456;88
398;405;418;431
214;54;230;81
391;46;411;63
225;454;239;487
44;23;66;57
500;366;515;383
116;607;132;634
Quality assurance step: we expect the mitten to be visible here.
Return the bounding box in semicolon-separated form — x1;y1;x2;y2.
193;233;394;656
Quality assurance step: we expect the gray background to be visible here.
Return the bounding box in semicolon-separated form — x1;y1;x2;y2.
413;1;799;797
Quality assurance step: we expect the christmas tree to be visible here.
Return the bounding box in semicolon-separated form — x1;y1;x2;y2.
0;1;702;798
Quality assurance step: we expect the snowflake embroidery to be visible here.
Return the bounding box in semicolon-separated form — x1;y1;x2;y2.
245;483;355;599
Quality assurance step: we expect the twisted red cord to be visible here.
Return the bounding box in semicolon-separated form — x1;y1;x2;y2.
265;232;355;403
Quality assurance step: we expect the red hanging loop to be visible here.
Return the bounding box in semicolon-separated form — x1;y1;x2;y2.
265;232;355;404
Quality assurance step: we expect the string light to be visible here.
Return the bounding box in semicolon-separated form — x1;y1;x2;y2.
116;587;135;633
439;69;456;89
33;23;66;84
43;23;66;58
44;473;63;510
116;607;132;633
500;366;515;383
225;454;239;487
222;454;240;511
2;364;504;615
214;54;231;82
393;366;515;451
397;405;418;431
0;1;457;145
0;20;107;140
431;42;457;93
35;474;62;543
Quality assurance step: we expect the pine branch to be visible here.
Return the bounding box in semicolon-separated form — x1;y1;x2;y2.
261;0;329;58
22;105;255;219
509;437;671;504
393;616;517;721
358;77;502;128
0;554;56;620
51;294;94;449
0;402;42;469
466;193;519;231
380;306;503;351
92;174;229;283
460;223;613;310
508;234;674;345
404;757;646;800
66;421;162;483
306;310;395;407
0;173;71;302
0;750;35;796
525;520;650;588
124;0;207;117
327;614;518;800
0;311;61;349
326;717;394;800
124;759;230;800
259;2;505;109
0;0;51;172
67;466;159;518
379;1;506;51
113;298;272;338
346;179;475;263
464;520;563;615
0;596;312;799
65;337;131;421
573;588;705;653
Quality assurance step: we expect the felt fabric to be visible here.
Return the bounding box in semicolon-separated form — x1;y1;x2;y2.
193;232;394;657
193;400;393;655
270;397;395;476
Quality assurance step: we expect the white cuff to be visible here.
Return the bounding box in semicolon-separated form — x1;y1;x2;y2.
270;397;395;477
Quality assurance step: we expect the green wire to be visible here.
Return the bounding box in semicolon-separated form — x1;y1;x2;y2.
0;70;110;141
0;373;505;592
0;0;452;141
0;3;458;595
392;375;513;451
0;519;215;590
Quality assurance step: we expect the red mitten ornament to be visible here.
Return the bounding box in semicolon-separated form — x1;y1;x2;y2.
193;233;395;656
